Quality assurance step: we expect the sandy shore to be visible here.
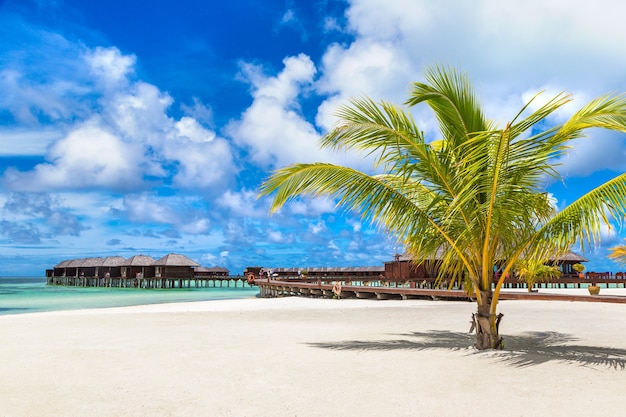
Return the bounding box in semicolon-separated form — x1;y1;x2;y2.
1;294;625;417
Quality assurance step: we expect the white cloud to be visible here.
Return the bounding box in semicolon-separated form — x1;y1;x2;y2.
228;53;378;173
327;240;340;253
312;0;626;178
288;198;336;216
84;46;135;89
0;68;87;125
315;40;413;130
217;190;265;218
180;97;214;126
164;136;235;189
2;44;237;193
123;194;179;225
227;54;323;168
309;220;327;235
179;218;211;234
343;0;626;91
105;81;174;144
3;120;144;191
0;128;63;155
555;130;626;178
175;117;216;142
267;230;284;243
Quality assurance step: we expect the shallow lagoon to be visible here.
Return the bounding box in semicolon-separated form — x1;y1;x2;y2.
0;277;259;315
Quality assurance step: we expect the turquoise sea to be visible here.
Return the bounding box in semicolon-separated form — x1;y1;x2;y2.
0;277;260;316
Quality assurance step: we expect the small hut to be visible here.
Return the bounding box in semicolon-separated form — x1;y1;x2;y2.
77;257;104;277
100;256;126;278
121;255;157;279
66;258;88;278
548;251;589;278
52;259;73;277
384;252;442;281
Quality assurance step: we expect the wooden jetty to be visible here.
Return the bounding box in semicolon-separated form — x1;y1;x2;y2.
254;277;626;304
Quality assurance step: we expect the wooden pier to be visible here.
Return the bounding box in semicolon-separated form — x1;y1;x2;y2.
255;278;626;304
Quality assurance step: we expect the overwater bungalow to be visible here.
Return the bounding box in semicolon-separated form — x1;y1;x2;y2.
121;255;156;279
46;253;239;288
383;250;589;282
548;251;589;278
99;256;126;278
153;253;199;279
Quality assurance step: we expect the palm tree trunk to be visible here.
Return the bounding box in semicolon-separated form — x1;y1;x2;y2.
471;289;504;350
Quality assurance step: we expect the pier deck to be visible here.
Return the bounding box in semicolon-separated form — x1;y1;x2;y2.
255;279;626;304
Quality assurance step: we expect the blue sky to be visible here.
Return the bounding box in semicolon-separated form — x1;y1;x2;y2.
2;0;626;276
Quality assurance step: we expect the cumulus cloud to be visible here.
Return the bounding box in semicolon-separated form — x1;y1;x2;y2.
216;189;265;218
287;198;336;217
228;54;320;167
312;0;626;177
163;134;235;190
4;120;144;192
1;44;237;193
122;194;181;225
175;117;216;142
228;53;376;174
315;40;413;130
179;218;211;234
84;46;135;89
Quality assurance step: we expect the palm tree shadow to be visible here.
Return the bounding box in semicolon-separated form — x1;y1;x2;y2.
308;331;626;370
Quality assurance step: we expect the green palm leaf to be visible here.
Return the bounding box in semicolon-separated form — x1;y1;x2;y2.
259;65;626;350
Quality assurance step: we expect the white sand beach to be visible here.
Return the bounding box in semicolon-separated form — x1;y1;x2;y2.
1;294;625;417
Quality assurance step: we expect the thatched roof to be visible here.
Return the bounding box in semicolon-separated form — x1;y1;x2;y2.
122;255;156;266
54;259;73;268
67;258;88;268
152;253;200;267
79;257;105;267
102;256;126;266
551;251;588;263
54;256;126;268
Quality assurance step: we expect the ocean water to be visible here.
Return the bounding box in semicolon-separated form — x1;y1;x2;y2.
0;277;260;316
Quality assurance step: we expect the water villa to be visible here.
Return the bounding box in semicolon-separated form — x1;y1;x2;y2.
249;251;626;300
45;253;241;288
47;250;626;295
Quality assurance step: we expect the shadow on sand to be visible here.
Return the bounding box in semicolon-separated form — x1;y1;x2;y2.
308;330;626;370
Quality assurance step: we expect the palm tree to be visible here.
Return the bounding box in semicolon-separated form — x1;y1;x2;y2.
607;245;626;266
259;66;626;350
514;259;562;292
